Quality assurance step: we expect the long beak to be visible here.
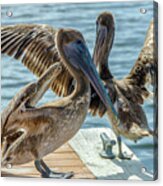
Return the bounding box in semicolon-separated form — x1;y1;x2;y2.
63;41;118;122
97;25;107;47
93;25;108;66
80;53;117;117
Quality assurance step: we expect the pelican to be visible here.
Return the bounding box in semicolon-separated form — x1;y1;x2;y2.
1;28;118;178
1;13;156;160
90;12;157;159
1;23;118;127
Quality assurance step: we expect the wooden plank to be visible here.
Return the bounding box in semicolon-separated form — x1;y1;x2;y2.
1;143;95;179
1;127;154;180
69;128;154;181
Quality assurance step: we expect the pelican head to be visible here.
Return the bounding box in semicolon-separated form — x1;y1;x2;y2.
93;12;115;79
56;28;117;116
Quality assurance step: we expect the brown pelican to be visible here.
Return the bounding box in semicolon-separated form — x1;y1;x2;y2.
1;23;118;125
1;13;156;160
90;12;157;159
1;28;118;178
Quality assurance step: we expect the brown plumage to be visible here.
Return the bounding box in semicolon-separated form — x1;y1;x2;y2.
89;12;157;158
1;28;117;177
1;23;119;124
1;13;156;160
1;24;73;97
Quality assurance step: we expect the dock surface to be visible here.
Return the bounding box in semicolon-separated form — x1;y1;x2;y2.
69;128;153;181
1;143;94;179
1;127;153;180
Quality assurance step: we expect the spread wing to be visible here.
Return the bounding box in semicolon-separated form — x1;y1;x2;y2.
114;85;148;130
127;19;157;88
1;24;74;97
121;19;157;104
90;19;157;117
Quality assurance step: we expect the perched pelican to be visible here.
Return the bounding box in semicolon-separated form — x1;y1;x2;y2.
1;23;118;125
1;28;118;178
90;12;157;159
1;13;156;160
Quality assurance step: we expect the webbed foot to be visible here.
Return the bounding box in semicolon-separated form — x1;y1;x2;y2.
117;136;133;160
41;170;74;179
118;152;133;160
35;159;74;179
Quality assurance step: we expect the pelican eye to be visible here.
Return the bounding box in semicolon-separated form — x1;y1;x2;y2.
76;39;82;45
75;39;86;54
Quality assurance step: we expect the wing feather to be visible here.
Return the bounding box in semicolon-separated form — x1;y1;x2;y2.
1;24;73;96
90;20;156;117
128;20;157;84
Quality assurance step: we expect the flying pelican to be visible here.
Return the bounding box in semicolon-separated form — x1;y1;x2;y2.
90;12;157;159
1;28;118;178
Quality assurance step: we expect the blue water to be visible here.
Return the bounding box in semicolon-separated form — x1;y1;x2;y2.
1;1;155;174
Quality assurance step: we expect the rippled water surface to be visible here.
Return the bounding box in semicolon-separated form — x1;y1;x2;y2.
1;1;155;174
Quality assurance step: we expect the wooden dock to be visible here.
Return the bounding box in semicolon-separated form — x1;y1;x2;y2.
1;127;153;180
1;143;94;179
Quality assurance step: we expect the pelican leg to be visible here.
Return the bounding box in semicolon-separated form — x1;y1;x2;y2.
117;136;132;160
35;159;73;179
35;160;47;177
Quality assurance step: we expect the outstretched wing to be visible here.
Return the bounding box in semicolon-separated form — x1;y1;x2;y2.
130;19;157;73
120;20;157;104
90;19;157;117
127;20;157;87
1;24;74;97
114;85;148;130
